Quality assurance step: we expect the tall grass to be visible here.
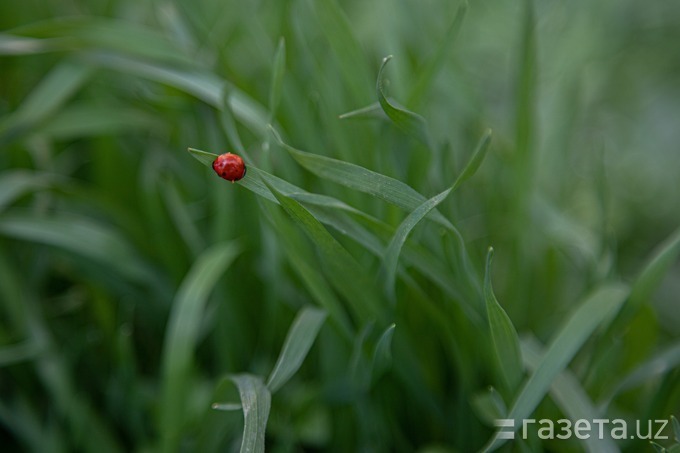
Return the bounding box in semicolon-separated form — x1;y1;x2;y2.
1;0;680;451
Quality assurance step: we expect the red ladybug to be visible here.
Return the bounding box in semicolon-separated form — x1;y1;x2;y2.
212;152;246;182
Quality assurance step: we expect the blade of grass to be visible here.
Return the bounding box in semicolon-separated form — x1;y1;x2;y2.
266;306;327;393
485;247;523;397
371;323;396;385
522;336;618;453
599;341;680;410
377;55;431;148
159;242;241;452
263;180;382;323
230;374;271;453
268;37;286;121
268;125;453;230
407;2;468;108
0;61;93;145
0;171;59;211
0;211;154;284
483;282;629;451
382;130;491;297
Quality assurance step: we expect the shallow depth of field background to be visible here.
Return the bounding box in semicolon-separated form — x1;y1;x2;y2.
1;0;679;452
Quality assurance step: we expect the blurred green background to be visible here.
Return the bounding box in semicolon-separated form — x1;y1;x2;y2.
1;0;679;451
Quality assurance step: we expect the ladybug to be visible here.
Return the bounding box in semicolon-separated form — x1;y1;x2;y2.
212;152;246;182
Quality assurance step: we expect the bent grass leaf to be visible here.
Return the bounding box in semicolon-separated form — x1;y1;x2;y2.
522;336;619;453
266;306;327;393
407;2;468;107
485;248;523;397
377;55;431;148
268;37;286;120
159;242;241;452
268;126;453;230
230;374;271;453
382;130;491;297
263;180;382;323
483;282;629;451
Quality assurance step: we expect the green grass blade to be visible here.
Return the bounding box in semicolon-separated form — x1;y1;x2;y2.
451;128;493;191
599;341;680;410
0;211;153;284
266;306;327;393
522;336;619;453
382;130;491;296
263;180;382;323
485;248;523;397
338;101;385;120
383;186;452;298
407;2;468;108
0;341;40;367
377;55;431;148
0;61;92;144
673;416;680;443
268;37;286;120
230;374;271;453
0;171;58;211
371;323;396;384
81;52;269;137
159;242;241;452
623;226;680;324
483;283;629;451
268;126;453;230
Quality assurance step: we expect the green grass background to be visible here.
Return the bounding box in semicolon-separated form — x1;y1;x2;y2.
1;0;679;451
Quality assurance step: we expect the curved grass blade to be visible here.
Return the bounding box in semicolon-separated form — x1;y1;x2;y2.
268;126;453;230
522;336;618;453
371;323;396;384
0;211;153;284
599;341;680;410
483;282;629;451
485;247;523;397
338;101;385;120
159;242;241;452
268;37;286;120
263;180;382;323
267;306;327;393
377;55;431;148
382;130;491;297
0;61;93;145
407;2;468;107
0;171;59;211
230;374;271;453
621;226;680;326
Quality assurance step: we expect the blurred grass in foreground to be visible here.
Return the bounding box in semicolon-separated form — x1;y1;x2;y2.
1;0;680;451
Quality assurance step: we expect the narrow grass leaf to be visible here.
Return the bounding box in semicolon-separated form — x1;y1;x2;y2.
483;282;629;451
36;104;160;139
382;130;491;296
377;55;431;148
407;2;468;107
0;341;40;367
268;126;453;229
485;248;523;396
266;306;327;393
383;187;452;298
0;211;153;284
230;374;271;453
11;17;194;64
309;0;371;102
673;416;680;443
0;61;92;144
159;242;241;452
623;226;680;323
268;37;286;120
263;180;382;323
82;52;269;137
338;101;385;120
371;323;396;383
0;171;58;211
522;336;618;453
0;33;69;55
599;341;680;410
471;387;507;425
